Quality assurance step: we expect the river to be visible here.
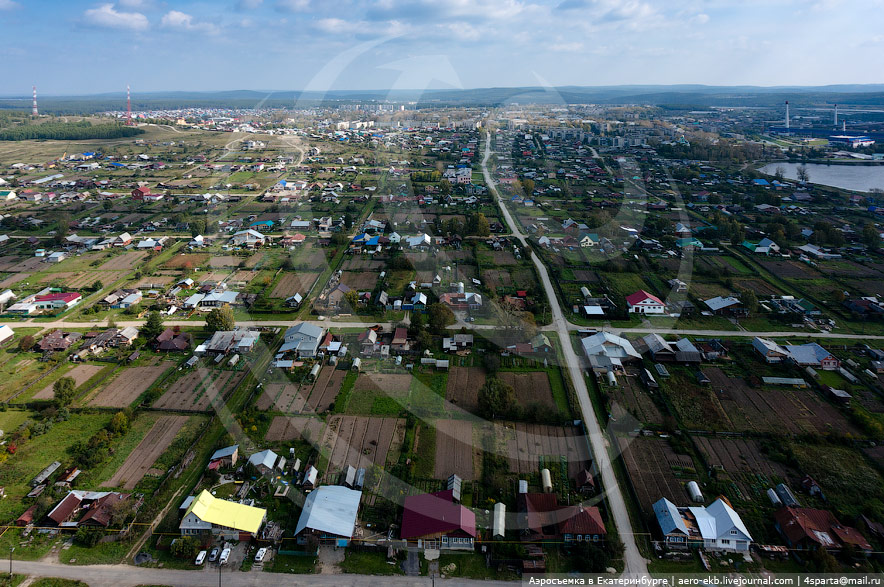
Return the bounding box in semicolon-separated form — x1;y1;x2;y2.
758;162;884;193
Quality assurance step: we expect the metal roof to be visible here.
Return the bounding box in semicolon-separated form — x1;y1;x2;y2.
294;486;362;538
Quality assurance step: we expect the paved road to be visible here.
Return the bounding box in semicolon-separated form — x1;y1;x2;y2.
482;130;648;576
12;560;507;587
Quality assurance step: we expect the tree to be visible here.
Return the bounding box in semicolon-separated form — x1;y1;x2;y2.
427;303;455;334
206;305;235;333
797;164;810;184
171;536;201;559
774;166;785;181
862;222;880;249
142;311;164;341
344;290;359;311
75;526;103;547
408;311;425;338
18;335;35;352
474;212;490;237
91;280;103;292
521;178;535;196
440;179;451;195
109;411;130;436
740;288;759;314
477;377;516;419
53;376;77;406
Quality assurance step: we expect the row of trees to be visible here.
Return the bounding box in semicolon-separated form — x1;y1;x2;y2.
0;121;144;141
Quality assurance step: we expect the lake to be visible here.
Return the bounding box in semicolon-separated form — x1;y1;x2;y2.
758;162;884;193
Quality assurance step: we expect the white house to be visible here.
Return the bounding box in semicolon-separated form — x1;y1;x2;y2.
0;324;14;345
280;322;325;358
230;229;266;247
752;337;789;363
625;290;666;314
654;497;752;552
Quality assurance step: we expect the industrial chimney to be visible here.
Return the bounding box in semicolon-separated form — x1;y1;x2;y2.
31;86;38;117
785;100;790;130
834;104;838;127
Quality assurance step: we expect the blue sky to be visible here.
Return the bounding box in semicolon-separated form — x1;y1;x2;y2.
0;0;881;95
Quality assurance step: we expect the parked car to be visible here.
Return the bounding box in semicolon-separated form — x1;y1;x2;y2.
208;548;219;563
255;547;267;562
219;548;231;565
195;550;207;566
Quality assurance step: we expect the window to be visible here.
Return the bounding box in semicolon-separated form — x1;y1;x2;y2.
730;530;737;535
721;539;730;545
576;535;582;541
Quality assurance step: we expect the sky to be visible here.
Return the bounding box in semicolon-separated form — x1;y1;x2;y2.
0;0;882;96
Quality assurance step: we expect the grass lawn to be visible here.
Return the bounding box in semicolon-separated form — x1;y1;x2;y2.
266;553;317;574
435;552;518;580
413;422;436;479
0;409;33;434
0;527;58;561
30;580;88;587
63;538;133;565
340;550;403;575
0;412;112;522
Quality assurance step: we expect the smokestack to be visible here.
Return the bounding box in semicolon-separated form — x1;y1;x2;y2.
843;120;846;132
834;104;838;127
785;100;790;130
31;86;38;117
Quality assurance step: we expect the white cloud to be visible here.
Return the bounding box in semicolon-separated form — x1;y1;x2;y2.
161;10;219;33
550;41;584;52
237;0;263;9
0;0;19;10
83;3;149;31
117;0;150;8
276;0;311;12
691;13;709;24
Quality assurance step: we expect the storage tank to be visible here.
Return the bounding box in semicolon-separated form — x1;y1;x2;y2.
541;469;553;493
686;481;704;503
606;371;617;386
767;488;782;507
457;282;465;294
228;354;240;368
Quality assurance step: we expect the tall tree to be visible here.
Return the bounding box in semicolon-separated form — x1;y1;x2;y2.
478;377;516;419
206;305;235;332
53;376;77;406
141;311;164;341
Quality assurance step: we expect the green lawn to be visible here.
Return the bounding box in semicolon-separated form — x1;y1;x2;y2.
266;553;317;574
340;550;403;575
63;539;132;565
82;412;163;488
0;412;112;522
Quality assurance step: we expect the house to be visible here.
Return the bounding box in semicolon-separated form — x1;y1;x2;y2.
626;290;665;314
704;296;745;316
248;449;284;475
0;324;14;346
579;233;600;247
294;486;363;547
156;328;191;351
581;332;641;373
641;334;676;362
280;323;324;358
208;445;239;469
391;327;411;352
179;490;266;540
38;330;82;352
33;292;82;311
230;229;266;247
517;492;606;544
325;283;352;310
653;497;752;552
784;343;840;370
400;490;477;550
752;337;789;363
45;491;137;528
204;329;260;355
742;237;780;255
443;333;473;352
774;507;871;553
674;338;702;364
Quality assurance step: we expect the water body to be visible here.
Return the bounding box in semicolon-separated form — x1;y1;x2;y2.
758;162;884;193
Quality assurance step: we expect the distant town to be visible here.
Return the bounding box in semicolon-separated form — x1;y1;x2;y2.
0;90;883;584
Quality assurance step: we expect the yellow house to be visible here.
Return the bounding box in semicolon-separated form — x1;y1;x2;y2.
179;490;266;540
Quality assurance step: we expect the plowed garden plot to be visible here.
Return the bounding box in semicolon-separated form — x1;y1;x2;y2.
265;415;326;443
153;370;243;411
434;419;477;480
342;258;384;271
40;270;127;289
101;415;188;489
609;371;663;426
340;271;378;290
244;252;266;268
258;383;310;413
88;362;174;408
229;270;258;285
491;251;518;265
619;435;698;513
759;259;822;280
498;371;556;410
319;415;405;487
99;251;147;271
704;367;858;436
572;270;601;282
288;245;327;270
0;273;31;288
445;367;486;412
482;269;512;290
270;272;320;298
0;256;43;272
734;278;781;297
303;366;346;413
33;364;104;400
693;436;789;503
496;422;591;479
164;254;208;269
209;256;245;268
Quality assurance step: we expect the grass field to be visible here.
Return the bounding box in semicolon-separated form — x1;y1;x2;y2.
0;412;112;521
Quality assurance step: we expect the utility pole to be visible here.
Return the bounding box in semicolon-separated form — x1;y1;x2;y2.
9;546;14;577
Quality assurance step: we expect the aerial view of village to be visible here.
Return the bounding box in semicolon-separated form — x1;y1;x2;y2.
0;2;883;586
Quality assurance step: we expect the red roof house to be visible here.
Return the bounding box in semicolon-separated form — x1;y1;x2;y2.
518;493;607;543
400;490;476;550
775;507;871;552
625;290;665;314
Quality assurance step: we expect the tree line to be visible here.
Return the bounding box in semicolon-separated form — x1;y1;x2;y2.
0;121;144;141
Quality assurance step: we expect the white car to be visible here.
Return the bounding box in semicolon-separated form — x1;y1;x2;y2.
255;547;267;562
219;548;231;565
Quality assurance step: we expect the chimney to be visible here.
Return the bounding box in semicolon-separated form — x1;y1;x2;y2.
785;101;790;130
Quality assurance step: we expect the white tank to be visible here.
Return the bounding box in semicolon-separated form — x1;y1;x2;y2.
606;371;617;386
686;481;703;503
457;282;465;294
541;468;553;493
